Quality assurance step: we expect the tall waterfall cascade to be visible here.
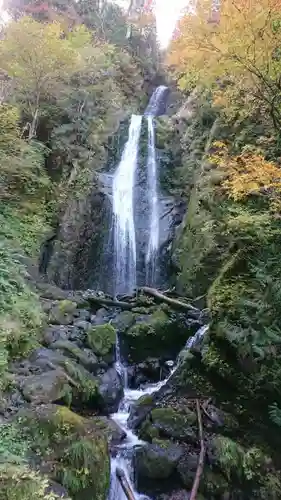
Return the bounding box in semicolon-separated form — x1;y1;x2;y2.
112;86;167;296
113;114;142;296
145;115;158;284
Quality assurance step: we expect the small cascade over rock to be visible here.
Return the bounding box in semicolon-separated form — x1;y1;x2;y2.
108;322;209;500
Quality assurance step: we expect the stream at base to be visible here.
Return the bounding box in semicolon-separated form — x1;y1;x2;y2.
108;324;209;499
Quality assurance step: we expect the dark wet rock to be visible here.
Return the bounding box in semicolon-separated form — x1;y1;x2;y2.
72;308;91;321
150;407;197;443
28;347;67;370
96;416;126;446
133;359;170;386
159;490;190;500
49;340;99;373
20;369;69;404
177;453;199;489
45;482;69;498
135;441;184;480
10;359;33;376
98;367;123;413
41;298;54;313
111;311;135;331
72;319;91;331
92;307;111;325
0;388;26;417
43;325;69;345
128;394;155;430
37;282;70;300
48;300;77;325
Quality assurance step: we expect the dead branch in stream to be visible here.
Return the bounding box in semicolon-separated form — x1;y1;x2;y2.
140;286;202;319
116;467;136;500
85;287;206;320
190;399;205;500
86;296;135;310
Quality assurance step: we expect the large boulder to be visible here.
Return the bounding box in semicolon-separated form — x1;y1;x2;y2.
17;404;110;500
135;441;184;480
111;311;135;331
49;340;99;373
20;370;70;404
48;300;77;325
98;367;123;413
87;323;116;364
122;306;191;363
26;348;100;408
150;407;197;442
127;394;155;430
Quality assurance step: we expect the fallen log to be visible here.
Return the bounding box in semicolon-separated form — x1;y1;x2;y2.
190;399;205;500
140;286;203;318
86;296;135;311
85;288;206;320
116;467;136;500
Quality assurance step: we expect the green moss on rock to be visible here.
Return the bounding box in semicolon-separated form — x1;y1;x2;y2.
0;464;65;500
111;311;135;332
123;306;190;362
87;323;116;357
19;404;110;500
48;300;77;325
135;441;184;480
151;407;197;442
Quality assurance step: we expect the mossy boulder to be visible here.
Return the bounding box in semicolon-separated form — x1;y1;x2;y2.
49;340;98;372
201;469;229;497
123;307;190;362
150;407;197;442
128;394;155;430
0;464;66;500
20;370;70;404
18;404;110;500
98;367;123;413
48;300;77;325
87;323;116;362
135;441;184;480
111;311;135;332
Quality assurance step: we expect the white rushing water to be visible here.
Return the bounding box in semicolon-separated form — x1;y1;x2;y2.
113;114;142;296
145;116;159;285
144;86;167;286
144;85;168;116
108;324;209;499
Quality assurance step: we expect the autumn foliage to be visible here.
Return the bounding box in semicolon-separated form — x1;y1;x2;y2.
209;141;281;202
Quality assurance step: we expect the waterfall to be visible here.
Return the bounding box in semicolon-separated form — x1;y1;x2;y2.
113;114;142;296
145;116;159;285
112;86;168;296
144;86;167;285
144;85;168;116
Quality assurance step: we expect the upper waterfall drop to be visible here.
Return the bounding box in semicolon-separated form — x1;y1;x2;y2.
144;85;168;285
144;85;168;117
145;115;158;285
113;114;142;296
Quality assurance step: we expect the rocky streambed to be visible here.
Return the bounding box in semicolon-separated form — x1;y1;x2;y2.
1;281;281;500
